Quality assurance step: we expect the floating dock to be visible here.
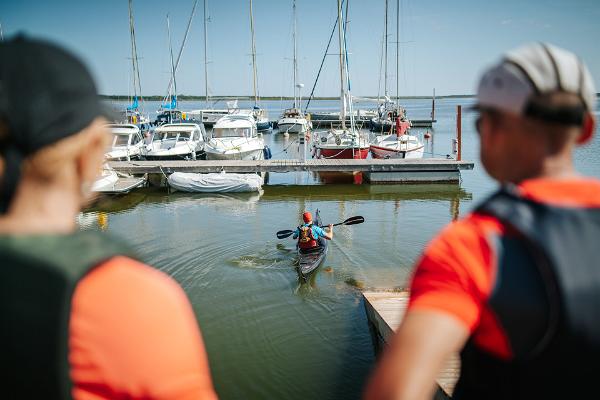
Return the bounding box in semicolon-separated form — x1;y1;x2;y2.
109;158;473;184
363;291;460;398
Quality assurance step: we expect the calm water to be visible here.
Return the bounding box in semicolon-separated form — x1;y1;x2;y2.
83;98;600;399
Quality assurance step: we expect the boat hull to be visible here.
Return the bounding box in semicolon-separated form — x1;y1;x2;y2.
205;148;264;161
317;147;369;159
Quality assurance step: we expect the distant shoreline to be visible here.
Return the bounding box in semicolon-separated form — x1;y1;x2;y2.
100;93;600;101
100;94;476;101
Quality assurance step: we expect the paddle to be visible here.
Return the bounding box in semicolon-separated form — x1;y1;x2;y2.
276;216;365;239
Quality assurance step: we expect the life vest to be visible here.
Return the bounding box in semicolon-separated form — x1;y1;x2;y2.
297;223;318;249
0;230;135;399
453;186;600;399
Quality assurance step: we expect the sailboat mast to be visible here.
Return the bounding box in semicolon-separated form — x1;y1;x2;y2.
384;0;388;99
396;0;399;106
337;0;346;129
293;0;298;109
203;0;210;107
167;14;177;102
249;0;259;105
128;0;142;105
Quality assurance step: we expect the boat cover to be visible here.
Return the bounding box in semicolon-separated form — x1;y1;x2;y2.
168;171;263;193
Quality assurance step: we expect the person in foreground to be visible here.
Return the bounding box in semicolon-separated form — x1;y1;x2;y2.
365;42;599;400
0;36;218;400
293;211;333;250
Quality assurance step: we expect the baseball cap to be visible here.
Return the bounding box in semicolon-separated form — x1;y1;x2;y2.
303;212;312;223
0;35;111;212
474;43;596;125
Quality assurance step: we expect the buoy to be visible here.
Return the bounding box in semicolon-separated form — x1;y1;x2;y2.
424;131;431;139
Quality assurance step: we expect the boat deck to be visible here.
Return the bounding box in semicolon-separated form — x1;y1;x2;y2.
363;291;460;398
93;176;147;194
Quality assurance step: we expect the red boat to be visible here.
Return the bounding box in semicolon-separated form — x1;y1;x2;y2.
315;129;370;159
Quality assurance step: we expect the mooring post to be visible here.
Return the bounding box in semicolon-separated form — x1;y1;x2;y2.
456;105;462;161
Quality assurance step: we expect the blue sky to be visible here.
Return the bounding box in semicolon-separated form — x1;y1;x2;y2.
2;0;599;97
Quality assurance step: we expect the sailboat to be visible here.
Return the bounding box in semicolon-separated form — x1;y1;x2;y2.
369;0;423;159
314;0;369;159
277;0;311;135
123;0;150;131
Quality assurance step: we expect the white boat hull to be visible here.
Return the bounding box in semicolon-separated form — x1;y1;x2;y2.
369;134;424;159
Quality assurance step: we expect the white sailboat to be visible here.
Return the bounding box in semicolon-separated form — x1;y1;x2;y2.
204;114;265;160
314;0;369;159
146;123;205;160
105;124;146;161
369;0;423;159
277;0;311;135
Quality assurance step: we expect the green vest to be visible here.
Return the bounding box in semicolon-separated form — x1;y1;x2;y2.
0;230;135;399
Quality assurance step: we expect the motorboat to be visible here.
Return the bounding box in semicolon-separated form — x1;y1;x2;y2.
92;164;119;192
167;171;263;193
277;108;311;134
105;124;146;161
204;114;265;160
370;133;424;159
145;123;205;160
187;109;231;127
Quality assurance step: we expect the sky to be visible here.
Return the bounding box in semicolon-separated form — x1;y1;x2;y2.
2;0;600;97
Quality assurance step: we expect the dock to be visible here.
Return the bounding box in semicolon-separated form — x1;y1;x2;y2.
363;291;460;398
109;158;473;184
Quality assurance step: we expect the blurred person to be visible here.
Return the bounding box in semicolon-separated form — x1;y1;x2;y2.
365;43;599;400
0;36;218;400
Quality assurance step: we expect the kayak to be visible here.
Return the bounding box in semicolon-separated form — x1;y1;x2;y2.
296;209;329;279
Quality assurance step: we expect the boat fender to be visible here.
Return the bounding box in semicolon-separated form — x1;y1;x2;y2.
263;145;272;160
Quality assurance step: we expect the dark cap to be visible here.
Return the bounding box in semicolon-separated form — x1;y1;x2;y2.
0;35;109;212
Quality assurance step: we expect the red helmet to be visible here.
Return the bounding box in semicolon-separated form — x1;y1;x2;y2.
302;212;312;223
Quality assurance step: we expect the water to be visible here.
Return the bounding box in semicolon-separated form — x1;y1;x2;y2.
84;97;600;399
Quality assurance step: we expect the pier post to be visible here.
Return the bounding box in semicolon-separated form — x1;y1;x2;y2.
456;105;462;161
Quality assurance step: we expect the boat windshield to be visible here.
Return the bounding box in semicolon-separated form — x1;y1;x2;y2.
213;127;252;138
156;131;192;141
113;134;130;146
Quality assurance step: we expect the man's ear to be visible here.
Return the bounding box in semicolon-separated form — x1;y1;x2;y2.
576;113;596;145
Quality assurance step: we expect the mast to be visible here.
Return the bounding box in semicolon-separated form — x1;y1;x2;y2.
293;0;298;109
396;0;399;107
203;0;210;107
337;0;346;129
249;0;259;106
384;0;388;99
167;14;177;108
128;0;143;109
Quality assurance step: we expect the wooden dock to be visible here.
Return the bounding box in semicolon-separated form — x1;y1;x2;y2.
363;291;460;398
109;158;473;184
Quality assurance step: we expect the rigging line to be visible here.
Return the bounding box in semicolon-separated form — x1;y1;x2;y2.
163;0;199;105
304;0;345;113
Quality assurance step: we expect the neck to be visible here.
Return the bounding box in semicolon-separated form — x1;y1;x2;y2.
0;180;81;235
505;144;578;184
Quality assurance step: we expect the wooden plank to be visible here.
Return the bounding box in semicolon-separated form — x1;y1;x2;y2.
363;291;460;397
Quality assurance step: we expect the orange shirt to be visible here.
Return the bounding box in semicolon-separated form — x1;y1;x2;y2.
69;256;218;400
408;178;600;359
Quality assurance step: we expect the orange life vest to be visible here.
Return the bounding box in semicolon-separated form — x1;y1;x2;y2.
298;224;317;249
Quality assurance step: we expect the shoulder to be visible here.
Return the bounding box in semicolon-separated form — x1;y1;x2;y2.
70;257;216;399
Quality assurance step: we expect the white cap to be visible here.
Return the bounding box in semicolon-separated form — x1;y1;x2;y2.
476;43;596;124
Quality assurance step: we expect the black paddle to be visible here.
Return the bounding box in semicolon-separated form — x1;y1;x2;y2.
276;216;365;239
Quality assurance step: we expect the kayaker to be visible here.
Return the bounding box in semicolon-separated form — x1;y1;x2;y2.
0;36;218;400
293;211;333;249
365;42;600;400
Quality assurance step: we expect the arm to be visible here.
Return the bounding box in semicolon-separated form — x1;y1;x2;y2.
292;227;299;239
364;310;469;400
324;224;333;240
